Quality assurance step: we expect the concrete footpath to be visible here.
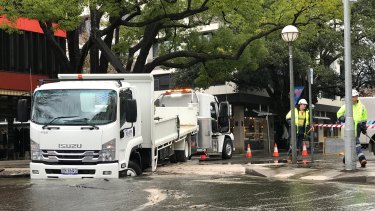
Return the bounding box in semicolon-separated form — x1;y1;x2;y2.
241;151;375;184
1;150;375;184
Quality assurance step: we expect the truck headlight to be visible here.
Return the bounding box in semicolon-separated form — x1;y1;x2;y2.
99;139;116;161
31;139;43;161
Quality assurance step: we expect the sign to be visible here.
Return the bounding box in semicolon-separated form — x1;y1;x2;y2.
294;86;304;105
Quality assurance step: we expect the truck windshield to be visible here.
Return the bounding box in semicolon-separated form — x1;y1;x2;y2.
158;94;196;107
31;89;117;125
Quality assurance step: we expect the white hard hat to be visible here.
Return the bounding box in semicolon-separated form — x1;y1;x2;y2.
298;99;308;105
352;89;359;97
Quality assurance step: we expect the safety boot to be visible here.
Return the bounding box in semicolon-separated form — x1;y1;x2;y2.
360;159;367;168
287;155;292;164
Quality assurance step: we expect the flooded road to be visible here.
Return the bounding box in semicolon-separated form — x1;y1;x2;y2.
1;174;375;211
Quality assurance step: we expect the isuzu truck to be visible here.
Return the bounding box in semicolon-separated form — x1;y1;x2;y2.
17;74;198;179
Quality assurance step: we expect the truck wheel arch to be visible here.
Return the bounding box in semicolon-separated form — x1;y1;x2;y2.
126;149;142;176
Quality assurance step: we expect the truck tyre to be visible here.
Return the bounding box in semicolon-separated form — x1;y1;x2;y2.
126;160;142;176
176;150;187;162
176;140;189;162
222;138;233;159
140;150;151;171
370;139;375;155
169;153;177;163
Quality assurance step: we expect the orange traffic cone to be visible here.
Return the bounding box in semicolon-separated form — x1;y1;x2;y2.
246;144;252;158
273;143;279;157
200;153;207;160
273;143;279;163
302;142;308;164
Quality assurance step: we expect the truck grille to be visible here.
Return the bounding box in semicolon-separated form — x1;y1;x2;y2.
42;150;100;164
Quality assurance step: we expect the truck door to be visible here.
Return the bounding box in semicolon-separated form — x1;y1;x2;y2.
218;101;230;133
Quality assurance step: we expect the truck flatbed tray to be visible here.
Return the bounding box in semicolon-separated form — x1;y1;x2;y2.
180;125;198;136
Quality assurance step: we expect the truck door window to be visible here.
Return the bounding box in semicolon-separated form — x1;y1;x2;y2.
210;102;219;132
210;102;217;119
120;89;133;126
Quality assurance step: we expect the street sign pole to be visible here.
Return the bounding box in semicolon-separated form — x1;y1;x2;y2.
343;0;356;170
308;66;314;163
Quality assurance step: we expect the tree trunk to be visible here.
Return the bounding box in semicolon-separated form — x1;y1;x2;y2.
133;22;160;73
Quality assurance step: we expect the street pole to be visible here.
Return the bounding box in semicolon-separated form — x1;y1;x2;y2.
308;66;314;163
343;0;356;170
289;43;297;164
282;25;299;164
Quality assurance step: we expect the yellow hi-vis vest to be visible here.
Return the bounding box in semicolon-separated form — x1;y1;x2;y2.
337;100;367;133
286;108;310;131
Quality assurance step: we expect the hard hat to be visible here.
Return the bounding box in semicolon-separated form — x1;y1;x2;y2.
352;89;359;97
298;99;308;105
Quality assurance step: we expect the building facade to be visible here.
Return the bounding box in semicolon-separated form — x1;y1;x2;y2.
0;17;66;160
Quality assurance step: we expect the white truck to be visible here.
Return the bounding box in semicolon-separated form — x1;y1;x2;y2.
358;97;375;154
155;89;234;159
17;74;199;179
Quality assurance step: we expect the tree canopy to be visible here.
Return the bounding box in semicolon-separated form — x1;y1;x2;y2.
0;0;342;75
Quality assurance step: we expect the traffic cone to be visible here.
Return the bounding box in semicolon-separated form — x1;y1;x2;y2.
246;144;252;158
200;153;207;160
302;142;308;164
273;143;279;163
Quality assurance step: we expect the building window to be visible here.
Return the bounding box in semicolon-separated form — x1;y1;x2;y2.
0;30;65;76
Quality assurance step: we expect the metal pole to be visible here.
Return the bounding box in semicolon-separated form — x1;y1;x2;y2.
289;42;297;164
308;66;314;163
344;0;356;170
266;115;271;154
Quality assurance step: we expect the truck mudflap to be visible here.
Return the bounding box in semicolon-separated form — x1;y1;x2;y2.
30;162;119;179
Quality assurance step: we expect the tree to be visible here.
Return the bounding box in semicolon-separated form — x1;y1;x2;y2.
0;0;341;75
351;0;375;90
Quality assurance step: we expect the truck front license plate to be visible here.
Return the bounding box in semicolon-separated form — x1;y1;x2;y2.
61;168;78;175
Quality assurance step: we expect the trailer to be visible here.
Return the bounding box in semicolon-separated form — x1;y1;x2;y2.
17;74;198;179
155;89;234;159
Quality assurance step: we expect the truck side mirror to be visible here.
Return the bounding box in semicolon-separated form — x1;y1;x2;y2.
125;99;137;123
17;99;29;122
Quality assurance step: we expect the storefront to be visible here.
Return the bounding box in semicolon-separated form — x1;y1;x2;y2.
0;119;30;160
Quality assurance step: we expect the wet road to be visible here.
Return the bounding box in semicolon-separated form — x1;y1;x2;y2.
1;174;375;211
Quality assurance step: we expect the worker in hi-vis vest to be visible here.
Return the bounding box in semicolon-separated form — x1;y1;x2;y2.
337;89;368;168
286;99;313;162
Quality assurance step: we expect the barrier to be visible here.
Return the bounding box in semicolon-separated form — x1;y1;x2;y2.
313;124;375;129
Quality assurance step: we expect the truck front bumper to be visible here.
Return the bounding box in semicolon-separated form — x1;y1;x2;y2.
30;162;119;179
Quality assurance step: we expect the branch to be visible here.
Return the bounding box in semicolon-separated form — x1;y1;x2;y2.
159;59;201;69
121;0;209;27
78;39;92;71
145;25;285;72
38;21;72;72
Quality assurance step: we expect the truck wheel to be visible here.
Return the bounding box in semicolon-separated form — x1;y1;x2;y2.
169;153;177;163
176;140;189;162
222;138;233;159
176;150;187;162
140;150;151;171
126;160;142;176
